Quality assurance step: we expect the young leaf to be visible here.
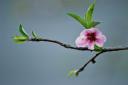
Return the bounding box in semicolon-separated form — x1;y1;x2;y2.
85;0;96;27
32;31;38;38
13;36;28;44
91;21;100;27
68;69;79;77
86;21;100;28
19;24;29;38
67;13;87;28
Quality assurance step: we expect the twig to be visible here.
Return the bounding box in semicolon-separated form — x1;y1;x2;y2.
28;38;128;75
29;38;91;51
76;51;104;75
28;38;128;52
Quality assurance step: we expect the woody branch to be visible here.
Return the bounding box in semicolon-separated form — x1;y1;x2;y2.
28;38;128;75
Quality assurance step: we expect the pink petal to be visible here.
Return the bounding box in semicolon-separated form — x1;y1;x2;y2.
96;35;106;47
80;29;92;36
80;29;86;36
89;28;103;36
93;28;103;36
87;41;95;50
80;28;101;36
75;35;88;47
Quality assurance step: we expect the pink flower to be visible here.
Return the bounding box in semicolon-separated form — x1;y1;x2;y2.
75;28;106;50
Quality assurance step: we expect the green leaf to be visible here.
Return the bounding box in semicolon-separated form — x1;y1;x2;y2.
86;21;100;28
68;69;79;77
85;0;96;28
32;31;38;38
94;45;103;52
13;36;28;44
67;13;87;28
19;24;29;38
91;21;100;27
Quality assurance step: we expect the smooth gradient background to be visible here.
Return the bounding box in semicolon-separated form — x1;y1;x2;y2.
1;0;128;85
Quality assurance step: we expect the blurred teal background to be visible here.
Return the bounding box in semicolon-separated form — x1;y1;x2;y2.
1;0;128;85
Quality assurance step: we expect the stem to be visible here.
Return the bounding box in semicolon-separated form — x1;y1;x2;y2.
29;38;128;52
28;38;128;75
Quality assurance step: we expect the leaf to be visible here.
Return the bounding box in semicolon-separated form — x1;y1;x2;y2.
13;36;28;44
68;69;79;77
19;24;29;38
85;0;96;28
67;13;87;28
94;45;103;52
91;21;100;27
32;31;38;38
87;21;100;28
85;0;96;22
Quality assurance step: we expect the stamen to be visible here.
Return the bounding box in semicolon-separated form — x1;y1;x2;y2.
87;32;96;41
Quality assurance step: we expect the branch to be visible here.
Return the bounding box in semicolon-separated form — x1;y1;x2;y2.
76;51;104;75
29;38;91;51
28;38;128;76
28;38;128;52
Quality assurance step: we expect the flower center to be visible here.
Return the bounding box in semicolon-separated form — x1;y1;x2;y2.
87;32;96;41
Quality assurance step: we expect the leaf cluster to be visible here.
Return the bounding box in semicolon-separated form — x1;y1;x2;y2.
13;24;39;44
68;0;100;29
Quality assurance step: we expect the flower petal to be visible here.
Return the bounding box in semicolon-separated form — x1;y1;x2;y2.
81;28;101;36
80;29;92;36
96;35;106;47
75;35;88;47
93;28;103;36
87;41;95;50
80;29;86;36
